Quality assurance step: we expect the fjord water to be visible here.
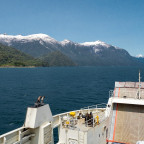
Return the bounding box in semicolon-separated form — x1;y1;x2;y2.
0;66;143;136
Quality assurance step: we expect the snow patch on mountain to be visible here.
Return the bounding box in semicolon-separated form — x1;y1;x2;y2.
81;40;121;50
136;54;144;58
61;39;79;46
93;48;100;53
0;33;59;45
81;40;110;48
61;39;72;45
0;33;121;51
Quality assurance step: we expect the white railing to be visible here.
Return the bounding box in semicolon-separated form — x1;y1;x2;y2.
109;89;144;99
0;127;35;144
62;117;80;130
85;112;106;127
80;103;107;110
85;117;95;127
109;90;114;98
119;91;144;99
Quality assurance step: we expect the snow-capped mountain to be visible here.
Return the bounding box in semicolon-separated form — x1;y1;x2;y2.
135;54;144;64
136;54;144;58
61;39;76;45
0;34;62;57
0;33;141;66
81;40;111;47
0;34;59;45
0;33;119;49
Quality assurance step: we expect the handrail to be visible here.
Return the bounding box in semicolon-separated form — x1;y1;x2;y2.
0;127;24;138
85;117;95;127
109;90;114;98
85;112;105;127
109;89;144;99
80;103;107;110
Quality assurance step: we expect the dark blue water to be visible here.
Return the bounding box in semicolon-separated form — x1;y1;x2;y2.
0;66;143;136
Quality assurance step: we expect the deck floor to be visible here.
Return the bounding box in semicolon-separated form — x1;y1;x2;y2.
113;104;144;144
67;110;106;132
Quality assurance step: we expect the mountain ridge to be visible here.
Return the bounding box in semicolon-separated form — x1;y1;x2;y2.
0;33;119;48
0;33;142;66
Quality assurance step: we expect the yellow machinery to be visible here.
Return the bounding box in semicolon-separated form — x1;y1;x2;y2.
65;121;70;125
95;115;99;125
69;112;76;117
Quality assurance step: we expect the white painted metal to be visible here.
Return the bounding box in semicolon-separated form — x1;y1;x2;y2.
138;70;141;99
2;80;144;144
40;123;53;144
112;97;144;105
24;104;53;128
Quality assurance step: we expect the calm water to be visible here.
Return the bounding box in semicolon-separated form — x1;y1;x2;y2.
0;66;143;139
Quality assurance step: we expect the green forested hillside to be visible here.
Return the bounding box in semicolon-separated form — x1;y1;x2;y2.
40;51;76;66
0;44;75;67
0;43;42;67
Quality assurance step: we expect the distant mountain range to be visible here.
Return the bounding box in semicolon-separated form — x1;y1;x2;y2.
136;54;144;58
136;55;144;64
0;33;143;66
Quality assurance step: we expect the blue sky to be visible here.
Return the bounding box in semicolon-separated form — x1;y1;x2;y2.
0;0;144;56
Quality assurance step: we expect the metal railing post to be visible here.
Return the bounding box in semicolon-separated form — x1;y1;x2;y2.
96;105;97;114
3;137;6;144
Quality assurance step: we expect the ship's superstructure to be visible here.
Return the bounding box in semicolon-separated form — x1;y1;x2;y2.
1;77;144;144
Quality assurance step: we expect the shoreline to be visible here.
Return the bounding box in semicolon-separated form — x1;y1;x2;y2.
0;66;36;68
